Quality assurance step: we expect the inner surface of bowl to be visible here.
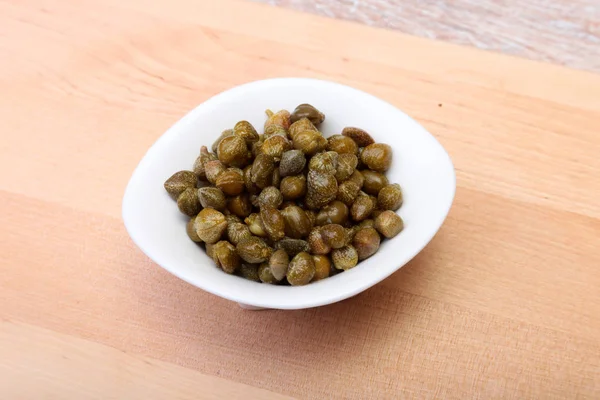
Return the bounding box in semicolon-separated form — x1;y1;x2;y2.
122;78;455;309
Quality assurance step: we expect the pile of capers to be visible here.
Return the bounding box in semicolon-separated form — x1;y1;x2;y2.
164;104;404;286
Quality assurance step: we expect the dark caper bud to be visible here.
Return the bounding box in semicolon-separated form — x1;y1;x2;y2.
290;103;325;125
239;263;260;282
331;245;358;270
197;187;226;210
292;130;328;156
287;252;315;286
212;240;240;274
264;109;291;132
272;168;281;188
193;146;218;181
245;213;268;238
260;205;285;241
280;175;307;200
311;255;331;281
378;183;403;211
361;143;392;172
334;153;358;182
236;237;273;264
361;170;389;195
307;228;330;255
281;205;312;239
279;150;306;177
309;151;338;174
306;170;338;210
164;170;197;200
316;200;349;226
288;117;317;141
374;211;404;238
261;134;292;160
194;208;227;244
226;222;252;246
243;165;259;195
358;219;375;230
217;135;249;168
353;227;381;260
258;263;278;284
205;160;226;185
351;192;375;222
275;238;310;257
320;224;347;249
177;187;201;216
305;210;317;228
337;180;361;206
347;170;365;189
186;216;202;242
258;186;283;209
269;249;289;281
342;127;375;147
251;154;275;189
212;129;233;153
227;193;252;218
233;120;259;145
326;134;358;155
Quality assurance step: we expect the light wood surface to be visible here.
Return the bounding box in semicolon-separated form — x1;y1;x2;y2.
1;0;600;398
251;0;600;73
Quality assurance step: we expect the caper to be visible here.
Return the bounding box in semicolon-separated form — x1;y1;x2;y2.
279;150;306;177
214;168;244;196
305;210;317;228
292;130;327;156
194;208;227;244
260;205;285;241
251;139;264;158
347;170;364;189
227;193;252;218
358;219;375;230
243;165;259;195
320;224;347;249
351;192;375;222
205;160;226;185
308;151;338;174
236;237;273;263
327;134;358;155
275;238;310;257
251;154;275;189
271;168;281;188
226;222;252;245
177;187;201;216
361;170;389;195
280;175;307;200
290;103;325;125
287;252;315;286
353;227;381;260
378;183;403;211
331;245;358;270
258;263;278;284
342;127;375;147
197;187;226;210
261;134;291;160
281;205;312;239
334;153;358;182
264;125;289;137
225;213;242;224
212;240;240;274
212;129;233;153
307;228;330;255
371;208;384;219
306;170;338;209
205;243;215;259
315;200;349;226
193;146;218;181
311;255;331;281
264;109;291;132
218;135;249;168
269;249;289;281
258;186;283;209
186;216;202;242
233;120;259;145
336;180;361;206
245;213;268;238
374;211;404;238
164;170;197;200
288;117;317;140
239;263;260;282
361;143;392;172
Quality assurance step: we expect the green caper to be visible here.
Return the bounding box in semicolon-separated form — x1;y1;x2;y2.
288;117;317;140
236;237;273;263
308;151;338;174
351;192;375;222
258;186;283;209
378;183;403;211
193;146;218;181
311;255;331;281
280;175;307;200
245;213;268;238
269;249;289;281
251;154;275;189
275;238;310;257
264;109;291;132
251;139;264;158
326;134;358;155
204;160;226;185
334;153;358;182
233;120;259;145
186;216;202;242
164;170;197;200
260;205;285;241
306;170;338;209
212;129;233;153
197;187;226;210
287;252;315;286
264;125;289;137
374;211;404;238
214;168;244;196
342;127;375;147
217;135;249;168
281;205;312;239
290;103;325;125
261;134;292;160
361;170;389;195
227;193;252;218
307;228;330;255
347;170;364;189
226;222;252;246
292;130;327;156
258;263;278;284
315;200;349;226
177;187;201;216
194;208;227;244
212;240;240;274
336;180;361;206
225;213;242;225
271;168;281;188
352;227;380;260
331;245;358;270
239;263;260;282
361;143;392;172
320;224;347;249
279;150;306;177
243;165;259;195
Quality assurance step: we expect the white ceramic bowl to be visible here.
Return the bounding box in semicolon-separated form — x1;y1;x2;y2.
122;78;455;310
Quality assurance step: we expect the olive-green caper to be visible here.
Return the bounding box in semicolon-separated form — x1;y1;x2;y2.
245;213;268;238
260;205;285;241
353;227;381;260
197;187;226;210
205;243;215;259
261;134;291;160
311;255;331;281
205;160;226;185
177;187;201;216
306;170;338;209
281;205;312;239
308;151;338;174
225;213;242;225
258;186;283;209
326;134;358;155
320;224;347;249
217;135;249;168
194;208;228;244
164;170;197;200
361;143;392;172
334;153;358;182
271;168;281;188
292;130;327;156
233;120;259;145
280;175;307;200
374;211;404;238
227;193;252;218
351;192;375;222
347;170;364;189
243;165;259;195
290;103;325;125
315;200;349;226
331;245;358;270
212;129;233;153
279;150;306;177
226;222;252;246
371;208;384;219
358;219;375;230
193;146;218;181
264;109;291;132
212;240;240;274
251;139;264;158
251;154;275;189
378;183;403;211
236;237;273;264
307;228;330;255
186;216;202;242
275;238;310;257
361;170;389;195
258;263;278;284
336;180;361;206
264;125;289;137
287;252;315;286
341;127;375;147
288;117;317;140
213;168;244;196
305;210;317;228
269;249;289;281
239;263;260;282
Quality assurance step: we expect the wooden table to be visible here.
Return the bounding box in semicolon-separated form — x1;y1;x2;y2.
1;0;599;398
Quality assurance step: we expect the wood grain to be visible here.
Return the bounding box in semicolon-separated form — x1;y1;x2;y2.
1;0;600;398
251;0;600;73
